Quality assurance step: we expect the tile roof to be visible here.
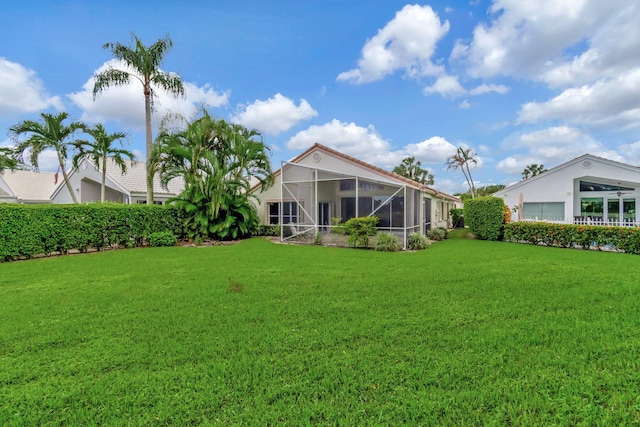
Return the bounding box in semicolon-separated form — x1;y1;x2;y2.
256;143;461;203
104;159;184;195
0;169;61;202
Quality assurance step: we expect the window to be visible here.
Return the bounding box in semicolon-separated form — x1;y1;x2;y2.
340;197;379;221
267;202;299;224
580;197;603;218
339;179;384;192
522;202;565;221
580;181;634;192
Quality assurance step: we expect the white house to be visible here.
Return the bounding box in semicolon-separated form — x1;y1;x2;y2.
0;159;183;204
494;154;640;225
251;143;462;247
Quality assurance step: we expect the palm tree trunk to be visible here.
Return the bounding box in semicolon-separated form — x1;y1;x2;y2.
460;166;473;198
144;85;154;205
57;151;78;204
101;157;107;203
465;164;476;198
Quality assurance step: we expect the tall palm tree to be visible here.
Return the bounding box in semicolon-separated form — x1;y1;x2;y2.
93;33;184;205
392;156;434;185
522;163;546;180
10;112;85;203
72;124;134;203
446;146;478;198
0;147;18;173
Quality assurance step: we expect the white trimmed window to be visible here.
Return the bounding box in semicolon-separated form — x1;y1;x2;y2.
522;202;565;221
268;201;300;224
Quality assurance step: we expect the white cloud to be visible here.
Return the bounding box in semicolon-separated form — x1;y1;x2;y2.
286;119;390;159
495;156;536;175
68;60;230;131
13;148;68;173
469;83;509;95
286;119;461;169
337;5;449;83
232;93;318;135
403;136;457;163
458;100;471;109
496;125;626;175
517;68;640;129
423;75;466;98
451;0;625;79
617;141;640;165
0;58;63;115
541;3;640;87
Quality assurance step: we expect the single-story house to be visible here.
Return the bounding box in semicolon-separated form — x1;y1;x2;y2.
251;143;462;248
0;159;183;204
494;153;640;226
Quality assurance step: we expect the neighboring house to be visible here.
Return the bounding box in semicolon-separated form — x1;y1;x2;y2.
0;169;58;204
494;154;640;226
0;159;184;204
251;143;461;247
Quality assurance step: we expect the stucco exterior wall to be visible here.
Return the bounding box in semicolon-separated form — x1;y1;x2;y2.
495;156;640;223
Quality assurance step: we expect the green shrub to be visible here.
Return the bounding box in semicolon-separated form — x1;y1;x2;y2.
450;208;464;227
427;228;446;241
374;232;401;252
331;217;347;235
343;216;379;248
504;222;640;254
464;197;505;241
148;231;178;247
252;225;280;237
407;232;429;250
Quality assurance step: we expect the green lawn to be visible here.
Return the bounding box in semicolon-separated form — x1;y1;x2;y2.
1;235;640;425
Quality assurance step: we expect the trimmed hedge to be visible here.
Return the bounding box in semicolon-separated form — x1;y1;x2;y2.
504;222;640;254
0;204;185;261
464;197;505;241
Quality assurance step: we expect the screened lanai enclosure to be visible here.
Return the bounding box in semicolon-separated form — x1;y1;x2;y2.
277;161;424;247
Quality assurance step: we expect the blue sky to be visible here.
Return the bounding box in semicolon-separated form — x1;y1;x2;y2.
2;0;639;194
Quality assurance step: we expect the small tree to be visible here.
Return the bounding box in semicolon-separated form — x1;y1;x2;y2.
393;156;434;185
522;164;546;179
72;124;134;203
10;112;85;203
446;146;478;198
343;216;379;248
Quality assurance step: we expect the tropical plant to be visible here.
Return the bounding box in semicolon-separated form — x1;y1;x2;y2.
151;111;273;240
72;124;134;203
446;146;478;198
9;112;85;203
93;33;184;205
407;232;429;250
392;156;434;185
374;232;401;252
427;228;447;241
342;216;379;248
522;164;546;180
0;147;18;173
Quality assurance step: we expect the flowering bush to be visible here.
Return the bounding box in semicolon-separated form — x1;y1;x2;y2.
503;222;640;254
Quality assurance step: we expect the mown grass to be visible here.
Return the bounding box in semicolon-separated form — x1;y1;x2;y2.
1;236;640;425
